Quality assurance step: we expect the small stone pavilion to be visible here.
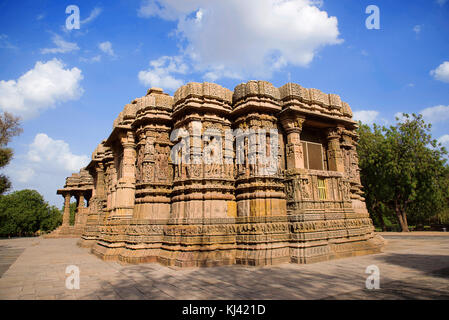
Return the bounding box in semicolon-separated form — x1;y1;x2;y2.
51;81;384;267
46;170;93;238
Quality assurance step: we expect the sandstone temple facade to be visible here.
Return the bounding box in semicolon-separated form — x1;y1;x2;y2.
49;81;384;267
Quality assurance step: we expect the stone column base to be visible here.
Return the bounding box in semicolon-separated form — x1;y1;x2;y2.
290;233;385;264
77;238;98;248
91;241;125;261
118;244;162;264
158;244;236;268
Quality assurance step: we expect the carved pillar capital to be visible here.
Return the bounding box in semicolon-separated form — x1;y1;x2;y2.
326;126;344;141
281;116;306;170
327;126;345;172
281;116;305;135
120;130;136;148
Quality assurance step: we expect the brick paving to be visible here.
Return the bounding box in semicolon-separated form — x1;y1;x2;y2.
0;232;448;300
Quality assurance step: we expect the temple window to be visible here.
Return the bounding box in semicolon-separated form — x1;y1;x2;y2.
300;128;328;171
302;141;324;170
317;178;327;200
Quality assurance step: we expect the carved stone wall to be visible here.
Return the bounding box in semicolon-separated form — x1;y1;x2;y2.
159;82;237;267
232;81;289;265
78;143;107;247
60;80;384;267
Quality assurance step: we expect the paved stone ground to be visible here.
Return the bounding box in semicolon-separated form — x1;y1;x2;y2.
0;233;448;300
0;241;25;278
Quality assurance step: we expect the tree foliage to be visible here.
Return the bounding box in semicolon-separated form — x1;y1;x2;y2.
357;113;449;232
0;189;62;237
0;112;23;194
64;202;77;226
0;112;23;145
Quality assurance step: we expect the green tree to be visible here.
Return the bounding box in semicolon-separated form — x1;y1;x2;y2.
40;205;63;232
357;123;393;231
60;201;77;225
357;113;448;232
65;202;77;225
0;189;62;237
0;112;23;194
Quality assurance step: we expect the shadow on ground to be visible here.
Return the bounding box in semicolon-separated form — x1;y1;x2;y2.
86;252;449;300
0;244;25;278
375;253;449;279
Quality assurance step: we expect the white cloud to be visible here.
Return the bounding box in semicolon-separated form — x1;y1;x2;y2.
15;167;35;183
203;67;242;81
81;7;103;24
138;0;342;79
4;133;90;206
413;25;421;34
80;55;102;63
138;56;187;90
27;134;89;173
138;0;203;20
0;59;84;119
436;0;448;6
98;41;115;57
394;112;407;122
0;34;17;49
438;134;449;150
430;61;449;83
353;110;379;125
420;105;449;124
41;34;79;54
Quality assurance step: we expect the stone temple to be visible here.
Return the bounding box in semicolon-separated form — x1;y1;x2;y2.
48;80;384;267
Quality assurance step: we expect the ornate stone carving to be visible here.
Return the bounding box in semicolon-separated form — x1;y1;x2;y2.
56;81;383;267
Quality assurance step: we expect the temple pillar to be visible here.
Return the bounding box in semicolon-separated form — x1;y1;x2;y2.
117;90;174;264
109;164;118;218
114;131;136;219
79;162;105;248
233;81;286;218
281;116;306;171
232;80;289;266
62;193;71;226
160;82;236;267
327;126;345;173
76;192;87;231
73;193;81;227
78;193;85;210
133;121;172;220
95;164;106;199
104;159;114;217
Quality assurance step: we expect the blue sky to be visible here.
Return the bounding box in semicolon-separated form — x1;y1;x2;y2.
0;0;448;207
